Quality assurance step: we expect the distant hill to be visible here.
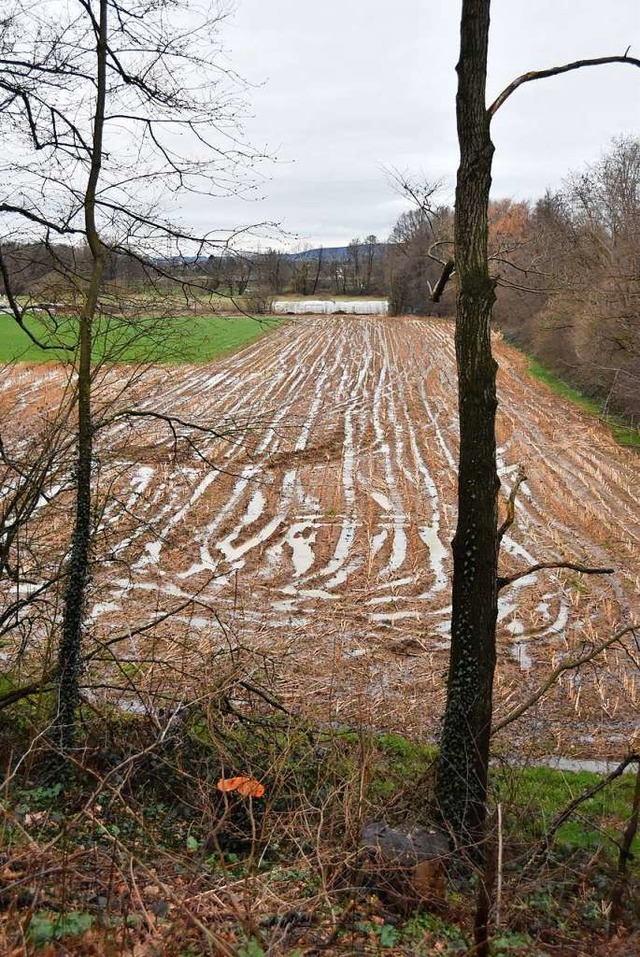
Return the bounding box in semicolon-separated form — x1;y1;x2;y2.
288;244;387;262
288;246;349;262
159;244;388;266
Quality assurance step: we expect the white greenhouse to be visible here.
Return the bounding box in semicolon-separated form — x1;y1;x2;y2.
272;299;388;316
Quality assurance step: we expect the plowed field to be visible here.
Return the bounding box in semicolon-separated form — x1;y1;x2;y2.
2;315;638;756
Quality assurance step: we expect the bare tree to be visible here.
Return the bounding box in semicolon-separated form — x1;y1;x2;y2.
0;0;264;748
387;202;454;315
310;244;324;295
507;138;640;421
435;0;640;850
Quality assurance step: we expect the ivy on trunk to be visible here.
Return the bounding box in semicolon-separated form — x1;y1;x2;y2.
436;0;498;847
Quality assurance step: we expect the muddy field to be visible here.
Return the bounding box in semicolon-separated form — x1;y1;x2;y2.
2;315;639;757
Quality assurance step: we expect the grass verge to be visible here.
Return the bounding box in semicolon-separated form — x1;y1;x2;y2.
526;357;640;449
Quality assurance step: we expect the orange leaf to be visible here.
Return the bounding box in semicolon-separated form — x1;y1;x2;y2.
236;778;266;798
216;776;265;798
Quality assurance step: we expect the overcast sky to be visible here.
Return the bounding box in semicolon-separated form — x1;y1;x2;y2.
206;0;639;249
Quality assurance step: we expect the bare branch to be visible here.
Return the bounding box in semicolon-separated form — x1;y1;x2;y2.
83;591;225;663
385;168;444;223
489;54;640;117
0;203;81;235
427;240;454;267
492;624;637;734
497;560;614;591
0;672;56;711
545;753;639;844
110;408;245;442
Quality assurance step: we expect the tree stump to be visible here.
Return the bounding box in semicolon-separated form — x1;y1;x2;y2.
360;822;450;912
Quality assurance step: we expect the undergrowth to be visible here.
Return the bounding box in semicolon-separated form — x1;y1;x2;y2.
0;704;638;956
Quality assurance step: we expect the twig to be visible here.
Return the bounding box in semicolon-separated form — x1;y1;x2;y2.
238;679;290;715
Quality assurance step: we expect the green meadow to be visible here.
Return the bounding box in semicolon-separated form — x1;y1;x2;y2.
0;312;286;364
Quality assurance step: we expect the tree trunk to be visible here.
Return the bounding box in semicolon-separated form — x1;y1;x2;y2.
54;0;108;751
436;0;499;848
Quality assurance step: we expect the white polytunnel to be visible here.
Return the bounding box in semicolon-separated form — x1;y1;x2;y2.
272;299;388;315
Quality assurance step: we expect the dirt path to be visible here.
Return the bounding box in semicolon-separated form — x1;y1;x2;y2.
2;316;638;756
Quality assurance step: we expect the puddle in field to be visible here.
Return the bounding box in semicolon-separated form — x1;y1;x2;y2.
532;757;637;775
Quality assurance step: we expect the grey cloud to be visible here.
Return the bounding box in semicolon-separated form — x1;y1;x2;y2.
194;0;640;247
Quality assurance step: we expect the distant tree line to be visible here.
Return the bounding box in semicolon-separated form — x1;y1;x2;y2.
198;234;389;300
0;242;156;301
388;136;640;423
2;137;638;422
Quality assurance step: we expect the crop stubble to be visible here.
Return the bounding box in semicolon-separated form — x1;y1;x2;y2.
1;316;638;756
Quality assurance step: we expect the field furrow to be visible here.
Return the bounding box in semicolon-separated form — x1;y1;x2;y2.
2;315;638;754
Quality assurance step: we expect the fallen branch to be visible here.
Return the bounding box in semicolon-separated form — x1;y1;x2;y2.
238;679;290;715
492;624;638;734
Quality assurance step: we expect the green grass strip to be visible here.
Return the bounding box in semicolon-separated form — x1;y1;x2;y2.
526;357;640;449
0;313;286;364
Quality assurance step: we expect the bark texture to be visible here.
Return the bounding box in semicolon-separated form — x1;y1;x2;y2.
436;0;499;845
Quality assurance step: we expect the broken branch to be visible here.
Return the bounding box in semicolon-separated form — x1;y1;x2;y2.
430;259;455;302
497;466;527;544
